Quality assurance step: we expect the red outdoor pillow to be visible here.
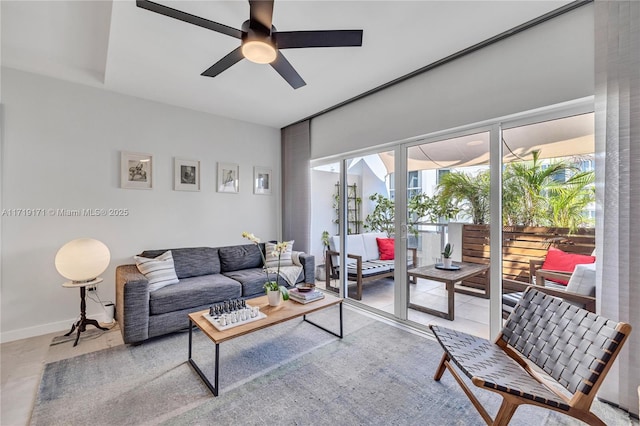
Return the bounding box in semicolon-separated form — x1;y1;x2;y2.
376;238;395;260
541;247;595;285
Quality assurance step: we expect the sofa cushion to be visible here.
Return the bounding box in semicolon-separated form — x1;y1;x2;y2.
224;268;274;297
362;232;386;261
134;250;179;292
565;263;596;296
149;274;241;315
219;244;263;272
140;247;220;279
346;261;392;276
329;234;368;266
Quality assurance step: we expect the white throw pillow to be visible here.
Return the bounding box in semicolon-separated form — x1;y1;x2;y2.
291;251;304;267
265;241;294;268
134;250;179;292
565;263;596;296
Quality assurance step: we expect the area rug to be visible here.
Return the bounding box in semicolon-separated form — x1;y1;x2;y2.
31;306;632;425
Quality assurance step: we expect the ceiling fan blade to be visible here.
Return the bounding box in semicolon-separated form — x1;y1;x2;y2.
275;30;363;49
137;0;242;39
270;52;306;89
248;0;274;32
201;47;244;78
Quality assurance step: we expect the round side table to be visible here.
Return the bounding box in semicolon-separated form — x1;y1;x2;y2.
63;278;109;347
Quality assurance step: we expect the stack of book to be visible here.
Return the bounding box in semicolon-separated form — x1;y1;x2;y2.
289;288;325;304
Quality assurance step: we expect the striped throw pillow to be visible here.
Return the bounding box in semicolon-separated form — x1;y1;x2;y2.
134;250;179;292
265;241;294;268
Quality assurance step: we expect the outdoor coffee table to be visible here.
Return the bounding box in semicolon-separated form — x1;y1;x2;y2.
188;292;343;396
407;262;489;321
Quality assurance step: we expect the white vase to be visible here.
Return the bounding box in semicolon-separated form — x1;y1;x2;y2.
267;289;281;306
316;265;326;281
443;258;453;268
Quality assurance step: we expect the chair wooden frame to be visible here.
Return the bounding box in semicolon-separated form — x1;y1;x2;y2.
502;278;596;318
529;258;592;287
432;287;631;426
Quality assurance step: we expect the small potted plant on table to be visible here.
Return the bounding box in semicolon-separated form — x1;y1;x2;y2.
442;243;454;269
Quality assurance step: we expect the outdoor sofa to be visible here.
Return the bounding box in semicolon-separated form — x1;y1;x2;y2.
325;232;416;300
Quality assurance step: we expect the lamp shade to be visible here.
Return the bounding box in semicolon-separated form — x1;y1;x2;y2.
55;238;110;284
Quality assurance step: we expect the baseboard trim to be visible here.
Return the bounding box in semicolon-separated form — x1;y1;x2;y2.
1;311;111;343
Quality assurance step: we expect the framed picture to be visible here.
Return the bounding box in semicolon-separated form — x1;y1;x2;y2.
217;162;239;193
253;166;272;195
121;151;153;189
174;158;200;191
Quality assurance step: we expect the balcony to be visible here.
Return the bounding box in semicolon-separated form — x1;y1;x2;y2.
316;223;595;340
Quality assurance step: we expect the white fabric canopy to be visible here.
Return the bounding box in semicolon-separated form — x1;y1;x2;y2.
379;113;594;173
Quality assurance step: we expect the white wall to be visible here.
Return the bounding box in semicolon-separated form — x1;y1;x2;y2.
360;161;388;225
310;157;390;262
310;169;339;260
310;170;378;265
311;4;594;158
0;68;281;342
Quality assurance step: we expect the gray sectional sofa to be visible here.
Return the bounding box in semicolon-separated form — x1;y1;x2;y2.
115;244;314;344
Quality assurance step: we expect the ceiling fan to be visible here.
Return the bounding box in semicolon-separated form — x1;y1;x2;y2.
136;0;364;89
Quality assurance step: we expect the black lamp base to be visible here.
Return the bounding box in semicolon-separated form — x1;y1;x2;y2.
64;285;109;347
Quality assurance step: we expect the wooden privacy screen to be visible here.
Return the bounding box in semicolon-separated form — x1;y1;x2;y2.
461;224;595;289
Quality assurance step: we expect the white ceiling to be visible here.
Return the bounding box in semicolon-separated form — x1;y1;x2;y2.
2;0;572;128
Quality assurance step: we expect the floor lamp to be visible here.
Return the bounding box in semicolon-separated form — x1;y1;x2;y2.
55;238;111;346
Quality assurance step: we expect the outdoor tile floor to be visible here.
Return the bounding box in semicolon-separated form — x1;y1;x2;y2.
317;276;490;339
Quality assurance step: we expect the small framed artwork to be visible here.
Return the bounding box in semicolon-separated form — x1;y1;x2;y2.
217;162;239;193
174;158;200;191
121;151;153;189
253;166;272;195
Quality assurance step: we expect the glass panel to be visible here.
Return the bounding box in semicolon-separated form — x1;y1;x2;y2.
346;152;395;309
310;161;341;294
501;113;595;322
405;132;491;339
311;153;395;310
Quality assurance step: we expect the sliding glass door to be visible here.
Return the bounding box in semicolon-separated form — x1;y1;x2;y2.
309;102;594;340
311;152;395;310
402;131;491;337
500;113;596;321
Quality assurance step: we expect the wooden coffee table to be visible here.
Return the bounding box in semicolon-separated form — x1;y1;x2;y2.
407;262;489;321
188;292;343;396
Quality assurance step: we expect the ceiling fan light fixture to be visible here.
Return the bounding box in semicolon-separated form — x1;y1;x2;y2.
137;0;363;88
242;40;277;64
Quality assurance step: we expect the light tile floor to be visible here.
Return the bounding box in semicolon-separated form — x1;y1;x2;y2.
1;323;123;426
317;277;491;339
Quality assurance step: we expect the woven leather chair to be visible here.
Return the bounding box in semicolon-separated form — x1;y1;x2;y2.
431;287;631;425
